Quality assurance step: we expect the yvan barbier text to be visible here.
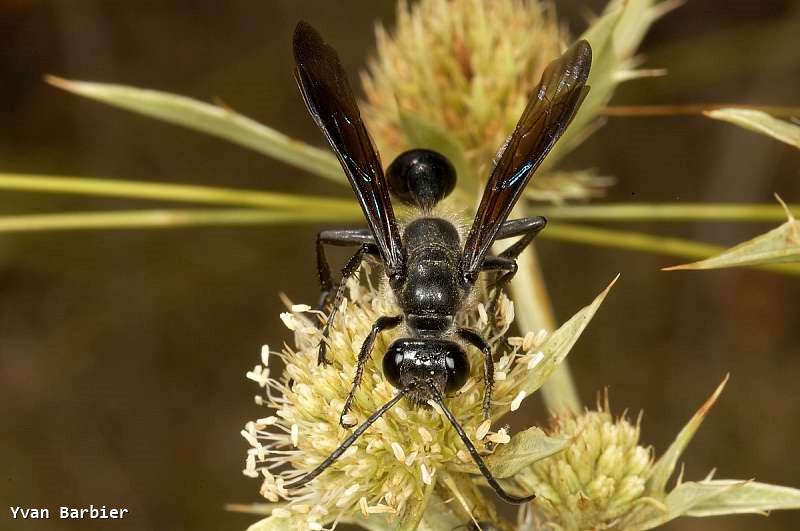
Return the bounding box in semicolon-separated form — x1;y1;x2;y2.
10;505;128;519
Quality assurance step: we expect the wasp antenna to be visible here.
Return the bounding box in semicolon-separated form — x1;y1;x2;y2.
431;388;535;504
284;388;409;490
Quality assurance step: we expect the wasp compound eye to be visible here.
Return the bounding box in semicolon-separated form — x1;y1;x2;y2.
386;149;457;209
382;343;405;389
445;347;469;393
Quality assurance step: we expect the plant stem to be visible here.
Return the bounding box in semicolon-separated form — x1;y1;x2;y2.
509;244;581;415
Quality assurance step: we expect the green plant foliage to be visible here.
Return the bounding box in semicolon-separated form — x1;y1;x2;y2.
705;108;800;149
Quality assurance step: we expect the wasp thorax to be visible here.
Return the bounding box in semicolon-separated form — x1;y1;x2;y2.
383;337;469;400
386;149;457;209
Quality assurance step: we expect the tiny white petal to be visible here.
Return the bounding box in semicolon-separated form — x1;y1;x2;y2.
291;424;300;447
418;426;433;443
506;336;523;347
366;504;396;514
427;400;444;415
420;463;436;485
522;331;535;351
404;450;418;466
391;442;406;462
488;428;511;444
240;429;259;447
477;303;489;324
511;390;526;411
527;350;545;369
260;344;271;366
279;312;297;331
291;304;312;313
476;419;491;440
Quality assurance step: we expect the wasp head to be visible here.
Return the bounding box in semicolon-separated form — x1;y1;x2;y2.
382;337;469;402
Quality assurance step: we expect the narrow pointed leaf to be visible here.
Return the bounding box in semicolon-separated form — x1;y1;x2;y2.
534;202;800;222
545;3;620;165
0;173;357;212
395;478;436;531
627;480;742;530
548;0;677;165
664;213;800;270
450;427;569;478
246;515;303;531
686;480;800;517
46;77;346;182
648;376;728;495
705;108;800;149
0;208;361;233
419;499;462;531
541;222;800;276
510;276;617;403
243;509;392;531
602;103;800;118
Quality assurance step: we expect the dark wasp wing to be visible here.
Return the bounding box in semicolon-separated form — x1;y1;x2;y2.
461;40;592;281
293;22;404;278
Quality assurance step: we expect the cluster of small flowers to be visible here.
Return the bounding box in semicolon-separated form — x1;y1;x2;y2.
240;274;553;525
518;396;654;530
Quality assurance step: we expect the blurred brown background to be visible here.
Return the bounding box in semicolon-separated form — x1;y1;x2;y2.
1;1;799;530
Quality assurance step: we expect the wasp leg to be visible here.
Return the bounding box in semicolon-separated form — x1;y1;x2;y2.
318;241;380;365
316;228;375;308
340;315;403;427
456;327;494;421
480;216;547;330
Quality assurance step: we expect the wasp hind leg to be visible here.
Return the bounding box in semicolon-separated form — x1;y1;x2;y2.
456;328;494;421
316;234;379;365
315;228;375;308
480;216;547;332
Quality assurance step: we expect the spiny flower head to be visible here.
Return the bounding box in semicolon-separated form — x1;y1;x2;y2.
361;0;610;201
241;272;555;528
518;397;653;529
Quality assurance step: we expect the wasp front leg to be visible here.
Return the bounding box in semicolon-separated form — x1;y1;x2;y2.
339;315;403;427
456;328;494;421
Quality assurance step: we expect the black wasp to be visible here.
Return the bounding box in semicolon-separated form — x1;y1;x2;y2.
286;22;591;503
